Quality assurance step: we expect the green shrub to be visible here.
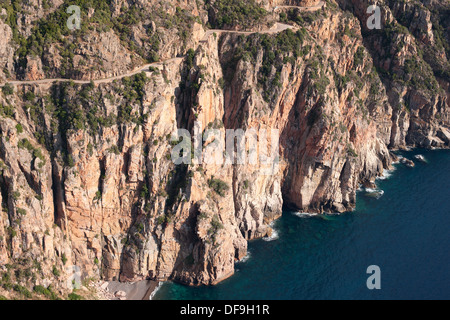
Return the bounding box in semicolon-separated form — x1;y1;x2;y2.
68;292;83;300
156;215;166;225
108;145;121;155
207;215;224;244
354;46;365;68
61;253;67;265
12;191;20;201
66;154;75;168
2;83;14;96
33;285;47;295
33;285;59;300
52;266;60;277
15;124;23;134
94;191;102;201
0;104;15;118
7;227;16;238
13;284;32;298
347;145;358;158
24;91;35;101
198;211;208;220
206;0;268;29
17;138;33;151
210;215;224;231
221;29;307;103
86;143;94;156
208;178;229;197
17;139;46;165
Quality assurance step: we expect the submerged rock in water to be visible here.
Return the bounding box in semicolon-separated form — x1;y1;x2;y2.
364;186;385;199
414;155;427;163
362;180;378;189
401;158;415;167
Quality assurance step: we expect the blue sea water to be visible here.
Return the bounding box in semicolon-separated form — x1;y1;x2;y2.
154;149;450;300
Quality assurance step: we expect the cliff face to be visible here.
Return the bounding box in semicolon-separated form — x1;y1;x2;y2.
340;0;450;147
0;0;206;81
0;0;449;299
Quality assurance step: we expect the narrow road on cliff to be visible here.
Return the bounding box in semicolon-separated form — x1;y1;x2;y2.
274;1;325;12
0;1;325;87
200;22;295;42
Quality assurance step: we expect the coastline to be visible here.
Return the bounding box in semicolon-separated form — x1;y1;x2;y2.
157;148;450;299
160;148;449;297
90;148;449;300
94;279;161;300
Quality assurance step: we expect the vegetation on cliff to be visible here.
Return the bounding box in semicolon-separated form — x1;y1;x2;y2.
221;28;309;104
205;0;268;29
0;0;198;78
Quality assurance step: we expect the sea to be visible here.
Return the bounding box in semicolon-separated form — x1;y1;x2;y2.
153;149;450;300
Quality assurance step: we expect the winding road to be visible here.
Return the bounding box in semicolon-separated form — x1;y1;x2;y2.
0;1;325;87
3;57;185;87
199;22;295;43
274;1;325;12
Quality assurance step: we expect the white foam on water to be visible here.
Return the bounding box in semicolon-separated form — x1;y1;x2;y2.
149;281;163;300
292;211;319;218
262;228;279;242
377;167;396;180
263;221;280;242
364;188;384;199
237;251;251;264
392;155;403;164
325;212;344;217
414;154;427;163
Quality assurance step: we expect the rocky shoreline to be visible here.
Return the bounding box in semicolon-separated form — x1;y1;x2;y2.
92;280;160;300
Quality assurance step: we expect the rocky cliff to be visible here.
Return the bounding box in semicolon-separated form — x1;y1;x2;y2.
0;0;448;299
